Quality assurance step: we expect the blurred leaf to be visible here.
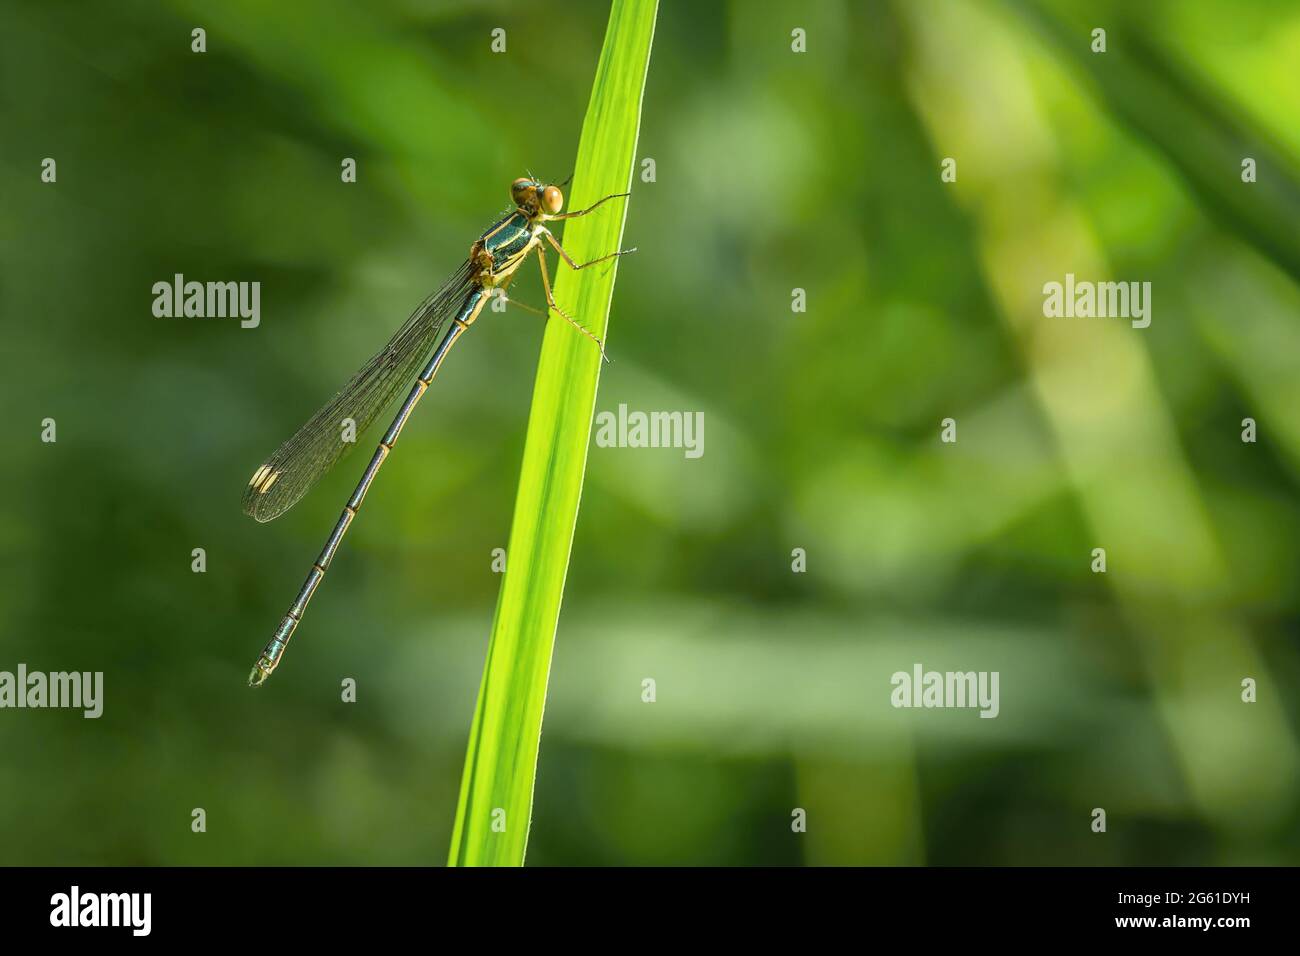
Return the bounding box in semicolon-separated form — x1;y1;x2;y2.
1009;0;1300;284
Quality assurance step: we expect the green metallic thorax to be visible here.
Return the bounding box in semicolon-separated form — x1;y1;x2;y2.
473;210;542;290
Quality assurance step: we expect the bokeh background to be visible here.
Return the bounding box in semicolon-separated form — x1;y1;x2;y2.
2;0;1299;865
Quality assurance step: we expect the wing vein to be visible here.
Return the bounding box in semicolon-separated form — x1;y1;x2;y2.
242;261;475;522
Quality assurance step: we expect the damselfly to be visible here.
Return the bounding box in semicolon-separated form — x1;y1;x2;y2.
243;176;632;687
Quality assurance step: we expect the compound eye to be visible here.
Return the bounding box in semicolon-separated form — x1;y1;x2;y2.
541;185;563;214
511;177;532;204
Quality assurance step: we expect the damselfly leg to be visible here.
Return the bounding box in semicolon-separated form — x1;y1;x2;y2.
547;191;630;220
531;195;637;362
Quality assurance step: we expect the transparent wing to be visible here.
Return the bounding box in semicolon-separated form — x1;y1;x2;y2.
243;262;474;523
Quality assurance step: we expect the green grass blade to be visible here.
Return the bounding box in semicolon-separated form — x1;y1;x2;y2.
447;0;658;867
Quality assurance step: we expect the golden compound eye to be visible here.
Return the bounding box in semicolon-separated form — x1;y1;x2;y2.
511;177;532;204
541;185;563;214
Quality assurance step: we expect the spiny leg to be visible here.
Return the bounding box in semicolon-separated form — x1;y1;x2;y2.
534;247;609;363
500;290;548;319
547;191;630;221
490;277;548;321
542;229;636;273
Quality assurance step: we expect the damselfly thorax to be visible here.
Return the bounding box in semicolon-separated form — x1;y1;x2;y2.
242;175;635;687
473;218;536;283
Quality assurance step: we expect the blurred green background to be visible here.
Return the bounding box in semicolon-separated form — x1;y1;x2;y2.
2;0;1299;865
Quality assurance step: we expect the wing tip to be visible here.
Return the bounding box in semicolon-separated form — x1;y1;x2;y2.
243;463;283;522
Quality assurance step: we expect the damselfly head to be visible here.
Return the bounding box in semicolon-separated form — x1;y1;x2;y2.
511;177;564;216
539;184;563;215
